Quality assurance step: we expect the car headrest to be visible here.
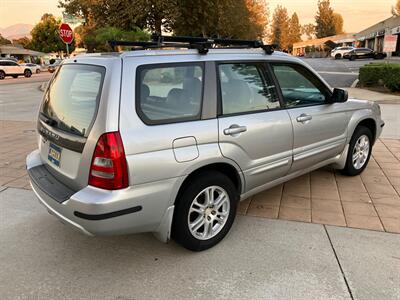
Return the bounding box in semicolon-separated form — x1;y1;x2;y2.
141;84;150;102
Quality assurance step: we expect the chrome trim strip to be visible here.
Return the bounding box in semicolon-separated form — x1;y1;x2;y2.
294;141;343;162
248;158;290;175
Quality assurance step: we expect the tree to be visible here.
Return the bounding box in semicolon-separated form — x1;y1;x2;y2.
12;37;31;48
288;13;302;52
29;13;75;53
270;5;290;50
392;0;400;16
332;12;344;35
59;0;174;33
172;0;264;39
245;0;269;39
302;23;315;40
0;34;11;45
315;0;336;38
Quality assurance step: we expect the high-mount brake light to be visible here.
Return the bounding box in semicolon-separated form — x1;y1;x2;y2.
89;132;128;190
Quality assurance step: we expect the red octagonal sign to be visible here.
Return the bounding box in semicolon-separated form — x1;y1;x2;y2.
59;23;74;44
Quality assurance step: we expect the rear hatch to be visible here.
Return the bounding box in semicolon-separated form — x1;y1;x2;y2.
37;63;107;190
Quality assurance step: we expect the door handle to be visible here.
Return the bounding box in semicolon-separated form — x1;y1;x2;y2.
224;125;247;136
296;114;312;123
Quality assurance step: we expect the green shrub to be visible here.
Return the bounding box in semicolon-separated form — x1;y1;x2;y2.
359;63;400;92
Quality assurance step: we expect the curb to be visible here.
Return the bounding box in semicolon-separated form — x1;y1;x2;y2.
38;82;47;92
350;79;359;88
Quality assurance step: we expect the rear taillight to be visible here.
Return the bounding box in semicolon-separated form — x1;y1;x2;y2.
89;132;128;190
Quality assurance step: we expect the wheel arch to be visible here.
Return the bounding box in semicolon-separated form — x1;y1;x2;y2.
174;162;243;207
356;118;377;142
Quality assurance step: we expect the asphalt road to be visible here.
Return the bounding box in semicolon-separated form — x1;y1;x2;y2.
0;72;52;85
300;58;400;88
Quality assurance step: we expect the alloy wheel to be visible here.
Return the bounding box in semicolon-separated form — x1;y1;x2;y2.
352;134;370;170
187;186;230;241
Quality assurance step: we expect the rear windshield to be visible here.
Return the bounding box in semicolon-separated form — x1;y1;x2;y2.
40;64;105;137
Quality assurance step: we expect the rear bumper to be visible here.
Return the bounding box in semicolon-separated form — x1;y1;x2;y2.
27;149;179;236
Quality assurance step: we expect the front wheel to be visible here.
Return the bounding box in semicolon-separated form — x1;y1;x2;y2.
172;171;238;251
0;71;5;80
341;126;373;176
349;55;356;61
335;54;341;59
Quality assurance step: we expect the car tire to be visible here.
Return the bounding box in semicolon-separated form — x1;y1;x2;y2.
172;171;238;251
36;69;41;74
335;54;341;59
24;69;32;78
349;55;356;61
12;75;18;78
341;126;373;176
0;71;5;80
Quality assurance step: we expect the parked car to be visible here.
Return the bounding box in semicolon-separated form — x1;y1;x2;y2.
48;60;62;73
26;36;384;251
21;63;41;74
344;48;387;60
330;46;355;59
0;60;32;79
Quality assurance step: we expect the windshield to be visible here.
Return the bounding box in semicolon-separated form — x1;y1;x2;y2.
40;64;105;137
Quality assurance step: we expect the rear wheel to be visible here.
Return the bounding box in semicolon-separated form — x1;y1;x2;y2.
335;53;341;59
0;71;5;80
341;126;372;176
24;69;32;78
349;55;356;61
172;171;238;251
36;69;41;74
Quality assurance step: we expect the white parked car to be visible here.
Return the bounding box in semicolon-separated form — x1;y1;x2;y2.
21;63;41;74
331;46;355;59
0;60;33;79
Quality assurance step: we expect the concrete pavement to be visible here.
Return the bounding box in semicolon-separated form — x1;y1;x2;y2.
1;187;399;299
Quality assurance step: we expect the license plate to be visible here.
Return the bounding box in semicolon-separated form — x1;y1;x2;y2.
48;143;62;167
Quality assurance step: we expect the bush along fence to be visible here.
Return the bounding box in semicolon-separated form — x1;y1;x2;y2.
359;63;400;92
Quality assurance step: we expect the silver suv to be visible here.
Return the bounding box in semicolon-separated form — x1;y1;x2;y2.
27;36;384;251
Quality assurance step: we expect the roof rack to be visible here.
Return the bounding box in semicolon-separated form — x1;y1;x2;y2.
108;34;276;55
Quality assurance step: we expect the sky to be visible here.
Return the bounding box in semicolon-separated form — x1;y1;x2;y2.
0;0;398;33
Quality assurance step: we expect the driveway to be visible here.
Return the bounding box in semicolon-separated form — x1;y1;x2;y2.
0;187;399;299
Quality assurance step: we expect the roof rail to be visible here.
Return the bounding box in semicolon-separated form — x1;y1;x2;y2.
108;34;276;55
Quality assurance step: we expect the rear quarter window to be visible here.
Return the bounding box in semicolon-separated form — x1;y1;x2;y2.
136;63;204;125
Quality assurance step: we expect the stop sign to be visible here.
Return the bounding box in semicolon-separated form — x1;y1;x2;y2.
59;23;74;44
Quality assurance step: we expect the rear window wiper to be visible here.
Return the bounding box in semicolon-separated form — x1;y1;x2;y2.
40;112;58;127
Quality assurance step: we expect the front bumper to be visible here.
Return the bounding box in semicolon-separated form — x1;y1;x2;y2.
26;150;178;236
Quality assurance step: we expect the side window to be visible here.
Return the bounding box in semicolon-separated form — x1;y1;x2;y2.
271;63;331;108
137;63;203;124
218;63;280;115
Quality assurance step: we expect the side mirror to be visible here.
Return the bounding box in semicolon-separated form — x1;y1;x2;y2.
329;88;348;103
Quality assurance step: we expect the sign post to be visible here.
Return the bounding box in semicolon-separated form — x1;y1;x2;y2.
59;23;74;57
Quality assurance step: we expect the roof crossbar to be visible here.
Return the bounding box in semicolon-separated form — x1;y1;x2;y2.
108;34;276;55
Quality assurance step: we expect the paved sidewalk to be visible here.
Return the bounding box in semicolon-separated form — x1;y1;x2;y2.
0;187;399;299
0;119;399;234
344;87;400;104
